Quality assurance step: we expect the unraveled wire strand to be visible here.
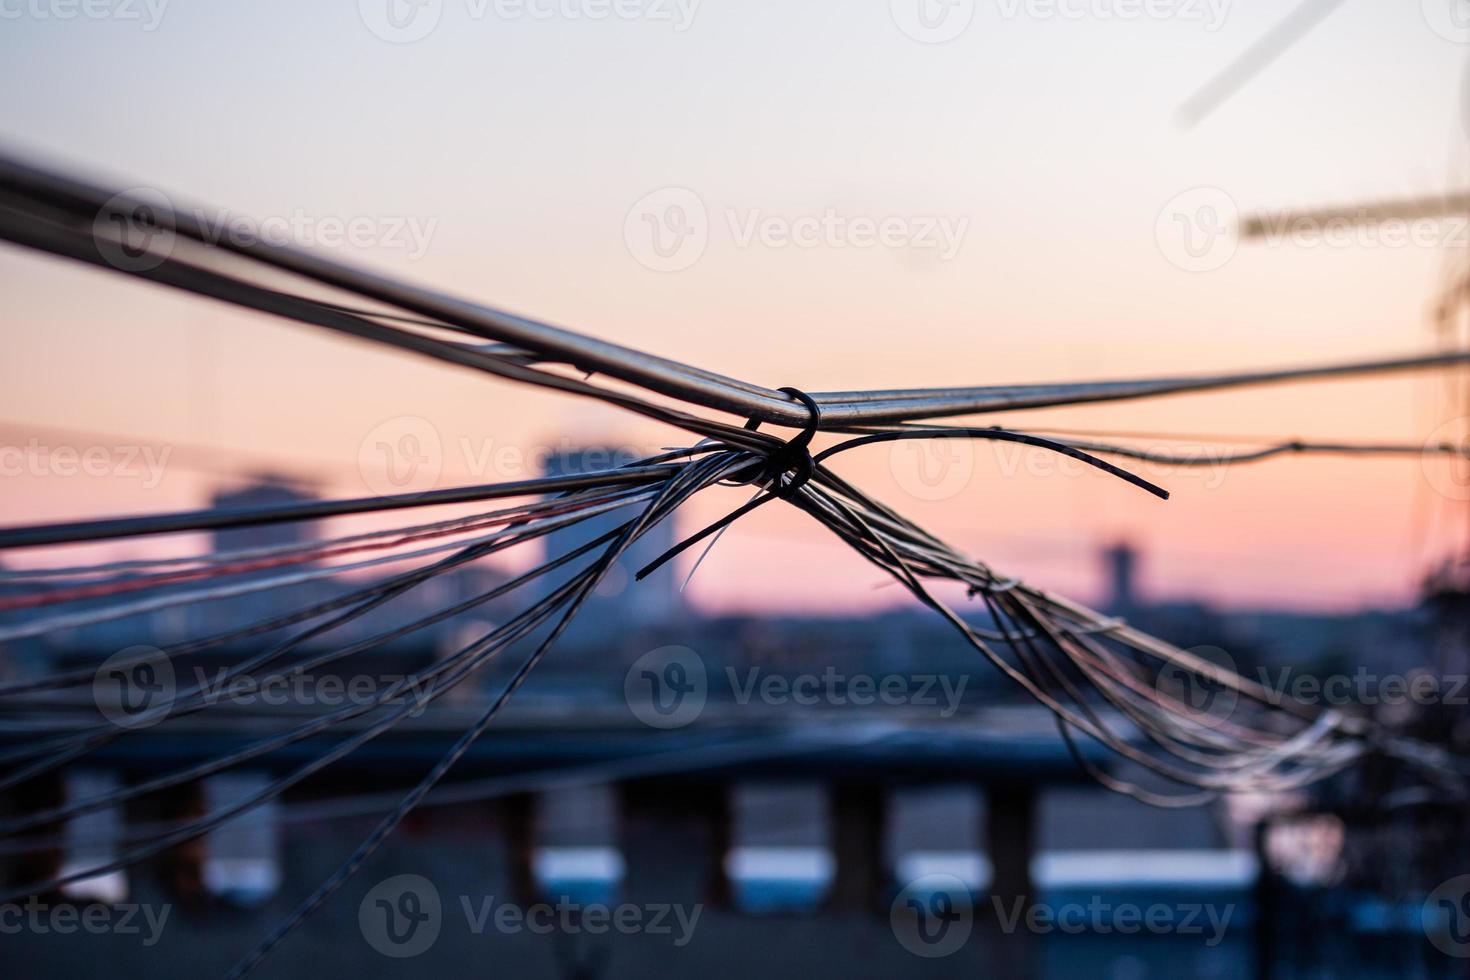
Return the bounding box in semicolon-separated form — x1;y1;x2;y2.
0;503;675;892
0;486;671;770
790;472;1370;799
0;455;746;895
223;451;744;977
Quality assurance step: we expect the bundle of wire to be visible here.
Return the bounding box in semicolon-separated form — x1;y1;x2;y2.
0;153;1467;976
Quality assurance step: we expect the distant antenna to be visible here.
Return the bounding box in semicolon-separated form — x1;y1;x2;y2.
1240;191;1470;239
1179;0;1350;126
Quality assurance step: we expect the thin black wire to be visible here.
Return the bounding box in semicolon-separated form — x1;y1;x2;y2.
0;504;646;808
223;452;741;977
0;150;1465;975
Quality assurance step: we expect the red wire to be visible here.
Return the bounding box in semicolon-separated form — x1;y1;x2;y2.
0;493;631;613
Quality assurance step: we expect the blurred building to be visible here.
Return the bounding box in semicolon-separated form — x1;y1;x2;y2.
1103;540;1138;617
537;447;687;646
211;477;319;556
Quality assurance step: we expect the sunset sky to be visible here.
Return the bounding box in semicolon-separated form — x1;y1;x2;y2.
3;1;1470;613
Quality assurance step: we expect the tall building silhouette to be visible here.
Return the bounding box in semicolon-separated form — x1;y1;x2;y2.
1103;541;1139;615
540;447;684;635
211;477;319;556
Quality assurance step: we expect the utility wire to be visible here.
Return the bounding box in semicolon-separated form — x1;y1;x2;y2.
0;151;1465;977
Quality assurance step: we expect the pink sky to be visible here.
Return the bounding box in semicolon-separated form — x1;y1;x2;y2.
2;1;1469;613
